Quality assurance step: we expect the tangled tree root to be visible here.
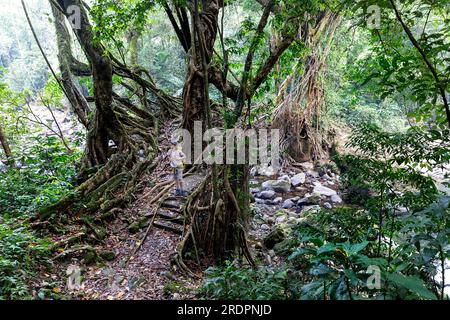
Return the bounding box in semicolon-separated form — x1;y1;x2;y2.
52;245;95;261
36;70;183;224
38;148;158;221
50;232;87;251
36;145;161;260
273;55;331;162
174;167;255;275
273;12;340;162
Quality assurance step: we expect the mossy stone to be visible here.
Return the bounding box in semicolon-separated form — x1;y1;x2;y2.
139;217;150;228
100;250;116;261
84;250;97;265
128;221;140;234
263;227;286;249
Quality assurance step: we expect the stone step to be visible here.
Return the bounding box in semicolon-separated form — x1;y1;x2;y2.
146;211;184;225
161;201;182;211
153;221;183;235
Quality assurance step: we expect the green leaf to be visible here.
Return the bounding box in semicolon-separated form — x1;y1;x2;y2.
386;273;436;300
344;269;358;282
317;243;337;255
357;255;388;267
348;241;369;256
310;263;335;276
288;247;312;260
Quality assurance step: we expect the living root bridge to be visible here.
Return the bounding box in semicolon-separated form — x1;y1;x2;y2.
37;95;167;223
39;147;158;222
175;167;254;272
36;95;180;231
36;0;183;225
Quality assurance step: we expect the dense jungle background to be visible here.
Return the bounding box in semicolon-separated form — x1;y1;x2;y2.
0;0;449;300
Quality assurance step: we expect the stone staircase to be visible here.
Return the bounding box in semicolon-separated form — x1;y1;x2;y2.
145;196;185;235
139;174;205;237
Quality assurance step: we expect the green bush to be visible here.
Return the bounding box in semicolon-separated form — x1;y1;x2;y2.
201;260;290;300
284;209;439;300
0;136;78;299
0;136;81;218
0;220;52;299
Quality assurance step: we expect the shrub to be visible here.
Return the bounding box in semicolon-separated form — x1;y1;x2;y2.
0;136;80;218
0;220;52;299
201;260;290;300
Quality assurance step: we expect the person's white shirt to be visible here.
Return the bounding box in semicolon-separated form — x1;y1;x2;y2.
170;145;186;168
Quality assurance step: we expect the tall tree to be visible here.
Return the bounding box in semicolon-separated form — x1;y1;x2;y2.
389;0;450;129
54;0;118;166
38;0;180;220
343;0;450;130
51;4;90;128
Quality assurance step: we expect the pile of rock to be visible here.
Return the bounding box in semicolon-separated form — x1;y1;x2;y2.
251;162;343;210
249;162;346;261
249;162;346;252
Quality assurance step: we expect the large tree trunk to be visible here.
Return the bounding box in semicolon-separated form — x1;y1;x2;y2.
0;124;15;168
39;1;178;221
177;0;255;265
176;0;301;264
56;0;120;167
51;4;90;128
181;0;219;134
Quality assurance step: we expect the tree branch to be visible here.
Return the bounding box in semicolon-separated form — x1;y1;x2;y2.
70;58;91;77
251;32;296;95
390;0;450;129
163;2;190;52
235;0;275;117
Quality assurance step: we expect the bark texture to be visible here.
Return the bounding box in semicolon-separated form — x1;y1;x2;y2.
0;124;15;168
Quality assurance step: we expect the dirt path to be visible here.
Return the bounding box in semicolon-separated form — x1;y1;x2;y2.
53;158;338;300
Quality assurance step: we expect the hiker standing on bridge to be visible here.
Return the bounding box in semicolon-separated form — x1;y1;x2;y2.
170;137;188;197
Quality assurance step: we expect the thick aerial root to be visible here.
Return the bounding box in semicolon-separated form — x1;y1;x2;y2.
174;229;199;278
52;245;95;261
272;14;340;162
38;193;79;221
112;58;182;118
38;149;158;222
50;232;87;251
176;168;255;269
126;199;164;263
